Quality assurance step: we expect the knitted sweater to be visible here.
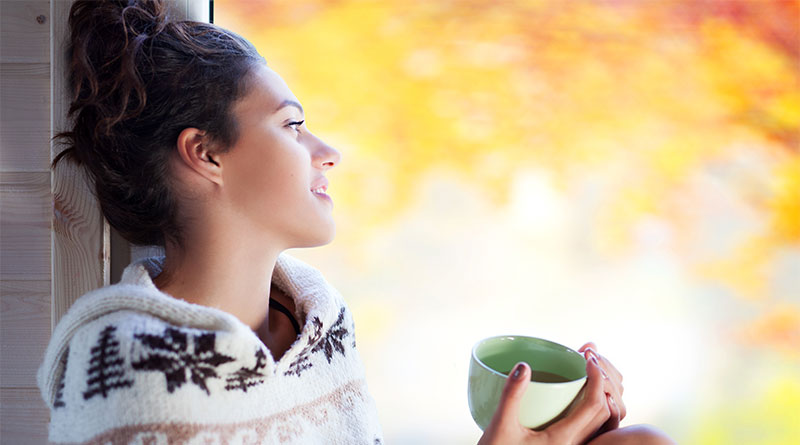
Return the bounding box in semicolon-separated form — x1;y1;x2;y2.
37;254;383;444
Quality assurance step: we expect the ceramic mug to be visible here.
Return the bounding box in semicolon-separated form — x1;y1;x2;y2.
468;335;587;430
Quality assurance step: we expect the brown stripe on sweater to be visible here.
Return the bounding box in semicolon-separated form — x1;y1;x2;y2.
57;379;371;445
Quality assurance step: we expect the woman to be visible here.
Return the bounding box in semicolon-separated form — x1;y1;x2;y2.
39;1;673;443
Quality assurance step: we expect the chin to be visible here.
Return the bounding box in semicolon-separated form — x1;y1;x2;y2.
316;227;336;246
296;225;336;248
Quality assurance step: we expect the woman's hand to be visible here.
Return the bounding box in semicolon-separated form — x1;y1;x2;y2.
578;342;625;435
478;357;614;445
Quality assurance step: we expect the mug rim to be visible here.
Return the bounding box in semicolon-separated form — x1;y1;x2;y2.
471;334;587;384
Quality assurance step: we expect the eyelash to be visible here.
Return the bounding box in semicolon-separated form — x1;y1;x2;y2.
287;120;304;134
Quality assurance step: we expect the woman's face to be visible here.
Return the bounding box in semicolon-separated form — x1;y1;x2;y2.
218;64;341;249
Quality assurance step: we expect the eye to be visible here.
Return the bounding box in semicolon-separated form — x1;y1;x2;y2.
287;120;304;135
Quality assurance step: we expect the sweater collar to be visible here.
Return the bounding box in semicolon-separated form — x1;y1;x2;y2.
119;253;338;329
39;253;343;408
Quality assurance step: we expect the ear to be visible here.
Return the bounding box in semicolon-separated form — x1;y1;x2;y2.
175;127;223;186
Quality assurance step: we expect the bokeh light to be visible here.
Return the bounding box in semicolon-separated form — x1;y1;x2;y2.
216;1;800;443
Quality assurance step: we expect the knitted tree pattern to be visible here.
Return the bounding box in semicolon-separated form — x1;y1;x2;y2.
132;327;235;395
284;317;324;377
225;348;268;392
53;348;69;408
83;326;134;400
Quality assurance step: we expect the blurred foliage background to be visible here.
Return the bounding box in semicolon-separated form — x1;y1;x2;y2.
216;1;799;443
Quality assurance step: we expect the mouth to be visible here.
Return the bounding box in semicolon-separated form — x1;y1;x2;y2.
311;184;332;206
310;177;332;205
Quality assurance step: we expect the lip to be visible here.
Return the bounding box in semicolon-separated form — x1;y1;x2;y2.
310;177;332;206
310;178;329;193
312;189;333;206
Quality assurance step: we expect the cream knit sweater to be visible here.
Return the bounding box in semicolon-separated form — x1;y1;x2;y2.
37;253;383;444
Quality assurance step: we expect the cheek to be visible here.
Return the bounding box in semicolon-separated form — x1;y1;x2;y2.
230;161;289;208
224;142;308;211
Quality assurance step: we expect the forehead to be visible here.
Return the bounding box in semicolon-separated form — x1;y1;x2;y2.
234;64;299;118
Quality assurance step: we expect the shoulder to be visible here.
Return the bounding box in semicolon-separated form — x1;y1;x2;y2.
38;279;247;402
39;280;268;407
57;308;260;399
44;309;270;442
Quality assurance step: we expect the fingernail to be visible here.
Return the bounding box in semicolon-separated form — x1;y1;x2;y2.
600;367;608;379
590;355;599;365
512;363;524;380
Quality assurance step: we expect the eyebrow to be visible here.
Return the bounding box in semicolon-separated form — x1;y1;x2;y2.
275;99;304;115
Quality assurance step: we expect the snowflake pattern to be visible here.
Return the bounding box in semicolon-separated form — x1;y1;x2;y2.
284;307;351;377
225;348;268;392
313;307;349;364
131;327;234;395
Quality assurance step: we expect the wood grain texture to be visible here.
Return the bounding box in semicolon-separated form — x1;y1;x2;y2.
0;280;51;388
0;1;50;64
51;0;109;326
0;386;50;444
0;172;52;281
51;155;109;325
0;63;51;172
0;1;54;442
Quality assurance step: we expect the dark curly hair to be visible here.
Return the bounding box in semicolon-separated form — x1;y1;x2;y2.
53;0;264;247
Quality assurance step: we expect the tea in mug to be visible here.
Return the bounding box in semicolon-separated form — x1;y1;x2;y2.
497;365;571;383
530;370;571;383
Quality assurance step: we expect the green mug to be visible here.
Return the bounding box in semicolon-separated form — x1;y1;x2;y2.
468;335;587;430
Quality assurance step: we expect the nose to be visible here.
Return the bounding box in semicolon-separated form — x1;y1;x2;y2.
309;132;341;170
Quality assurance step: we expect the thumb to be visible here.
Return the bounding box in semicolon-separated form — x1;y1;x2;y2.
491;362;531;427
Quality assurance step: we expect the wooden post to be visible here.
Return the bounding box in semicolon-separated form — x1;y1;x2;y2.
1;1;57;442
0;1;210;442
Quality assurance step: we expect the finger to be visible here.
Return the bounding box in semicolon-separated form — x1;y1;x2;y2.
599;354;623;384
585;348;623;384
583;348;613;387
597;355;625;419
581;347;627;423
584;348;624;396
599;356;624;419
489;362;530;429
603;393;621;431
610;377;626;421
547;356;609;443
599;366;626;422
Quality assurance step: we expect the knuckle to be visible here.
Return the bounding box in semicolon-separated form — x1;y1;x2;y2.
595;387;608;401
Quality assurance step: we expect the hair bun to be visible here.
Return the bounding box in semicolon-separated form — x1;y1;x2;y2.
69;0;170;47
54;0;263;247
63;0;175;140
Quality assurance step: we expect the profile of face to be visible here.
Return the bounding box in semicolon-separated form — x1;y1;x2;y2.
210;63;342;249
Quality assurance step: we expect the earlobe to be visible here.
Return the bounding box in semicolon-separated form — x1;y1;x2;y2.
176;127;223;185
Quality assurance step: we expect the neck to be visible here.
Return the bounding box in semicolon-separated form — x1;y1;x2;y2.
152;231;282;332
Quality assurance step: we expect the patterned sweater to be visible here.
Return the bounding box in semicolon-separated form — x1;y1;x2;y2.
37;254;383;444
